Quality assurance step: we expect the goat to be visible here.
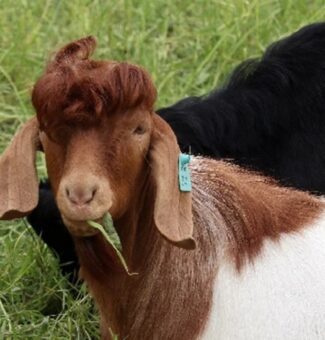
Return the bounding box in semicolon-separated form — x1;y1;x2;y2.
159;22;325;194
2;36;325;340
27;22;325;284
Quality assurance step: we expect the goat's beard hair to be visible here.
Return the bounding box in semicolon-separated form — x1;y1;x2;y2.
74;234;126;282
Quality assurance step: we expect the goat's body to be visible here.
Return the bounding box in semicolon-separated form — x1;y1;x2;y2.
203;218;325;339
190;157;325;339
76;157;325;339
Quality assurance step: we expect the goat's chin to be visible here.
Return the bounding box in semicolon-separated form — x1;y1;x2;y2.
62;215;103;237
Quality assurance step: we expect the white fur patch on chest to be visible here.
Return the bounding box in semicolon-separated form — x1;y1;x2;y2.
201;214;325;340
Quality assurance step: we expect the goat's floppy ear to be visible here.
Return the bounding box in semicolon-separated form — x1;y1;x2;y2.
0;117;40;220
150;114;196;250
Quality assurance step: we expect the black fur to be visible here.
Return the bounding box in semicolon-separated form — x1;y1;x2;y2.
27;23;325;283
159;22;325;193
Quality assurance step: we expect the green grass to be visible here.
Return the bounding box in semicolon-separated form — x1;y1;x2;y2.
0;0;325;338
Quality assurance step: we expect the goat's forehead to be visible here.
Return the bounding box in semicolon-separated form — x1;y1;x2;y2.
39;108;153;144
40;106;152;128
114;107;153;120
96;108;154;127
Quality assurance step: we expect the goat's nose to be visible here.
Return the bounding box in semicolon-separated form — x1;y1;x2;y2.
65;184;98;206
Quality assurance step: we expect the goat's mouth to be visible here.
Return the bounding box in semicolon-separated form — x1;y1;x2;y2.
57;196;114;237
62;215;105;237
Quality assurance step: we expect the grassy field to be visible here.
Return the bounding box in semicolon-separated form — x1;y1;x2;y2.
0;0;325;338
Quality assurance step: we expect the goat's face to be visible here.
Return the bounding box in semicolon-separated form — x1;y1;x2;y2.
0;36;195;249
40;109;153;236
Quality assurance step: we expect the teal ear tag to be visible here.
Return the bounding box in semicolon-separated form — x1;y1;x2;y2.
178;153;192;192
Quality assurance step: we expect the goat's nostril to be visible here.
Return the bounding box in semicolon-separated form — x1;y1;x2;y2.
65;185;98;206
85;187;97;204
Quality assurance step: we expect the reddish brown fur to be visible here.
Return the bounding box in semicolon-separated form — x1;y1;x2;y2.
29;37;324;340
75;170;218;340
191;158;324;270
74;158;323;339
32;36;157;137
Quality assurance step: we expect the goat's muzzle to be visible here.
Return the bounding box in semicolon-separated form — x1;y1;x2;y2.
56;174;113;237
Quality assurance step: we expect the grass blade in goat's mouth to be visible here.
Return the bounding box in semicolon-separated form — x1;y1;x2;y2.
87;213;137;276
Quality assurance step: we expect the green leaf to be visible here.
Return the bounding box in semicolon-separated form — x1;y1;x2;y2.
109;328;119;340
87;213;137;276
102;213;122;251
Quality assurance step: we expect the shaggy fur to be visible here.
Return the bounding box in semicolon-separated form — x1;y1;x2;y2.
27;22;325;284
32;36;156;135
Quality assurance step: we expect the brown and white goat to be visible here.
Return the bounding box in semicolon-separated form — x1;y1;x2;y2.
1;37;325;339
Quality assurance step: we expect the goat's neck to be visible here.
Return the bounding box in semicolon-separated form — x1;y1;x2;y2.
115;172;155;268
78;171;218;340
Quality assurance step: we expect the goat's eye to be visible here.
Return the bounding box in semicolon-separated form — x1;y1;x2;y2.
133;125;146;135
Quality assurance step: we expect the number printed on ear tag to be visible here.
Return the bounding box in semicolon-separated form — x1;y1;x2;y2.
178;153;192;192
